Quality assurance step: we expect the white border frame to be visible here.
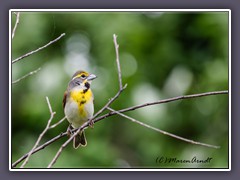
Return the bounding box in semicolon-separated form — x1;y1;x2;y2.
9;9;231;171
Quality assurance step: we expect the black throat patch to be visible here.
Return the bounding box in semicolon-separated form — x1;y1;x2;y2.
83;82;90;93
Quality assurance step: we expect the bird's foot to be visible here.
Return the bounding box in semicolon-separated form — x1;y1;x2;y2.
89;119;94;129
67;125;74;137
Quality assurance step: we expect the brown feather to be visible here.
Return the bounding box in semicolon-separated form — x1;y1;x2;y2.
63;90;67;109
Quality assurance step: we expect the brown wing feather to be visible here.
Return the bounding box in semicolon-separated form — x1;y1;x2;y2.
63;90;67;109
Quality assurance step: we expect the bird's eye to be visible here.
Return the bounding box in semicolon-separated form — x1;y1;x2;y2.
81;74;86;79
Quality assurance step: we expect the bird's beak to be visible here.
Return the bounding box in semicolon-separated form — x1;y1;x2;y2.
87;74;97;81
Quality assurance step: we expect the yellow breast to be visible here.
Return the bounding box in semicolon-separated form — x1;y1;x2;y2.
70;89;93;118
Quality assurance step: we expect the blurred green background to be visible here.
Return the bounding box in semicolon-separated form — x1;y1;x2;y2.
11;11;229;168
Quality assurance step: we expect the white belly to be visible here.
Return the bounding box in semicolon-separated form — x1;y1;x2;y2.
64;99;94;128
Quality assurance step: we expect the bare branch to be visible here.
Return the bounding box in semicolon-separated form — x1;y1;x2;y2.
113;34;123;89
94;90;229;123
92;34;127;119
49;116;66;129
20;97;56;168
12;90;228;168
12;33;66;64
92;84;127;120
47;127;81;168
12;12;20;39
107;107;220;149
47;90;227;167
12;131;67;168
12;67;41;84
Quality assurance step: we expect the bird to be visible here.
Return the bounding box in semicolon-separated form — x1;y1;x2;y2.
63;70;97;149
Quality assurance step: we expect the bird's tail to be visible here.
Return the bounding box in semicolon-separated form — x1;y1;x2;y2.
73;130;87;149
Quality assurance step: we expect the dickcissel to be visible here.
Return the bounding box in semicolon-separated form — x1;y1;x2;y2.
63;70;97;149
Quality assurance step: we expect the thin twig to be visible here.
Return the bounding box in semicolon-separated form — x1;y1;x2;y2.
47;127;82;168
12;67;41;84
12;116;66;168
20;97;56;168
91;34;127;119
49;116;66;129
12;131;67;168
11;90;228;168
12;33;66;64
12;12;20;39
94;90;229;123
92;84;127;120
113;34;123;89
107;107;220;149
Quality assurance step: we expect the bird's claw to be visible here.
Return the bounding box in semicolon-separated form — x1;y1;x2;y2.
89;119;94;129
67;125;73;136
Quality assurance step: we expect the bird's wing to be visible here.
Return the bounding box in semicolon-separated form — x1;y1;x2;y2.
63;90;67;109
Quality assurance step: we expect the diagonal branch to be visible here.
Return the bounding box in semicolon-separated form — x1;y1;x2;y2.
94;90;229;123
47;126;82;168
12;130;67;168
12;67;41;84
20;97;56;168
49;116;66;129
12;12;20;39
12;33;66;64
92;84;127;120
11;90;228;168
107;107;220;149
